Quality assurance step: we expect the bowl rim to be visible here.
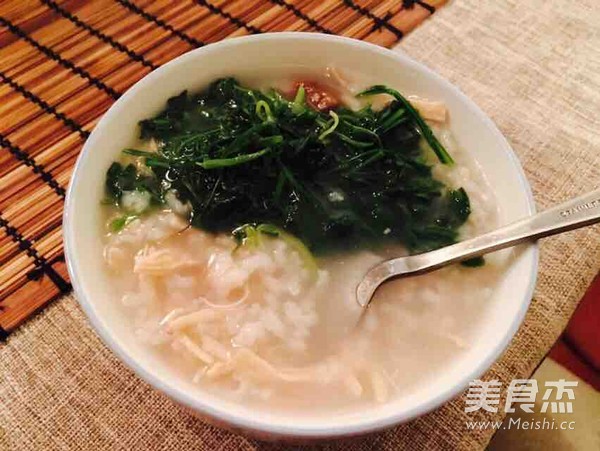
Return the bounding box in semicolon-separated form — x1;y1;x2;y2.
64;32;538;439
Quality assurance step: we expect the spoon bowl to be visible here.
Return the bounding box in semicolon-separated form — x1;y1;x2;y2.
357;188;600;308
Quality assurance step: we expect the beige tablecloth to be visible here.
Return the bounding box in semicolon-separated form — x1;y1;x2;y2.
1;1;599;449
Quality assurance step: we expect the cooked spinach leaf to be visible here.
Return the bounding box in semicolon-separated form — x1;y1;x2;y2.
105;78;474;256
105;162;136;200
359;85;454;165
109;214;138;232
104;161;162;206
461;256;486;267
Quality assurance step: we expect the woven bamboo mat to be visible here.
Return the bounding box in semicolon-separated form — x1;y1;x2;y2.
0;0;447;338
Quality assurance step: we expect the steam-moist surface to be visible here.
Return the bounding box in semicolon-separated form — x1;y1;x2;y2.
102;73;506;413
103;143;504;413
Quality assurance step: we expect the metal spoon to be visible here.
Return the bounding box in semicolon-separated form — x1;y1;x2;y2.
357;188;600;308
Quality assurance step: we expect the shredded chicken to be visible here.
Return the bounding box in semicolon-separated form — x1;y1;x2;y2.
134;249;203;274
233;348;313;383
108;211;400;404
201;335;230;361
177;335;214;365
369;369;389;403
167;309;223;332
205;361;234;380
325;66;447;122
408;96;447;122
343;374;364;398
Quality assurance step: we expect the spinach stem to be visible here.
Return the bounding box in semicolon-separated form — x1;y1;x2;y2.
197;148;272;169
359;86;454;165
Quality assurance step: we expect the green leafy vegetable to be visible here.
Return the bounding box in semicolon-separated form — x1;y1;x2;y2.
104;162;162;206
461;256;486;267
318;111;340;141
105;162;136;200
197;148;272;169
104;78;474;256
359;85;454;165
232;223;318;277
291;85;306;115
109;214;138;232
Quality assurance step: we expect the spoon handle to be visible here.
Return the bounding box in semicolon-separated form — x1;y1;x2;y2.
421;187;600;268
358;188;600;307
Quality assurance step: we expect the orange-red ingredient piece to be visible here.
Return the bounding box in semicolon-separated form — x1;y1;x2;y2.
293;81;340;111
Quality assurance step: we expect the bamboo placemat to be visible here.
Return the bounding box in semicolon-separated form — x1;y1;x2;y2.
0;0;447;338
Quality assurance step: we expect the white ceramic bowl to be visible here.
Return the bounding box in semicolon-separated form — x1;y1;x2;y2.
64;33;537;440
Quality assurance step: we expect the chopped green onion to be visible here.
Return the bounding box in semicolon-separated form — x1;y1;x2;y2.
318;111;340;141
255;100;274;122
232;223;318;279
292;85;306;114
